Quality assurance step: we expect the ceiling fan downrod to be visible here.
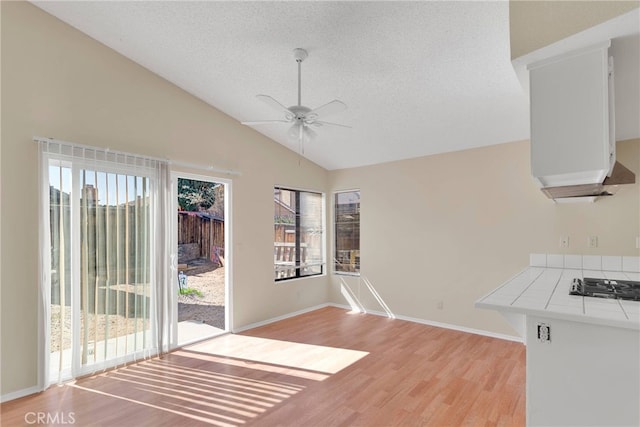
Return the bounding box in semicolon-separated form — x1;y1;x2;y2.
293;48;307;107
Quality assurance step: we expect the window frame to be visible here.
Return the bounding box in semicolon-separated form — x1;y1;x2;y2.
274;186;326;282
333;189;361;276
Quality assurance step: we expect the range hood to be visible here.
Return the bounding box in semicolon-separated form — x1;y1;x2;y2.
528;41;636;202
540;161;635;201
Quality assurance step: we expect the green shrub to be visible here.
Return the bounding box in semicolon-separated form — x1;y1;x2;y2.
179;287;203;297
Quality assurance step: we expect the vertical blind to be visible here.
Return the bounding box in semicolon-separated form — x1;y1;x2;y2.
38;139;174;387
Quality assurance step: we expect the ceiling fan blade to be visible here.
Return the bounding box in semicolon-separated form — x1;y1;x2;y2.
308;100;347;119
256;94;293;117
241;120;290;126
311;120;352;129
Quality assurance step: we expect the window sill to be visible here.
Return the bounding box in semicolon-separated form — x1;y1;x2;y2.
274;273;327;284
333;271;360;277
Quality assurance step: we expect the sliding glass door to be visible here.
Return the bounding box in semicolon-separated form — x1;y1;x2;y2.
45;149;158;383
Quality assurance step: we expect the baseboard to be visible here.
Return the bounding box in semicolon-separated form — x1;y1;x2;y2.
328;303;523;343
232;303;331;333
234;302;522;343
1;385;42;403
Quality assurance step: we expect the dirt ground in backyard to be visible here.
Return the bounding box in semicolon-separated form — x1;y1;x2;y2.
178;259;225;330
49;260;225;353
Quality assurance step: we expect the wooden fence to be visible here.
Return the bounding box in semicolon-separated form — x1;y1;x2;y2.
49;202;151;309
178;211;224;262
274;223;295;243
49;206;225;308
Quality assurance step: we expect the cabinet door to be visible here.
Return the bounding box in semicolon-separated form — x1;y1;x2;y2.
529;43;613;187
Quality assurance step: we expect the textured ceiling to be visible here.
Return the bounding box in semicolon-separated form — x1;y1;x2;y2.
29;2;631;170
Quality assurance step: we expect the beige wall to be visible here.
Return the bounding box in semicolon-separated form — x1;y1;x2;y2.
329;139;640;337
509;0;640;59
0;2;329;395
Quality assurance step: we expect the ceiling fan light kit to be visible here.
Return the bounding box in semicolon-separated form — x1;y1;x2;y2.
242;48;350;155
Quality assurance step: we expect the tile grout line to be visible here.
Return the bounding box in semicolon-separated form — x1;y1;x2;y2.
543;269;565;310
510;268;545;306
617;300;630;320
479;267;532;301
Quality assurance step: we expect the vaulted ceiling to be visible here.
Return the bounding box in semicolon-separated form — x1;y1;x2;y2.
32;2;638;170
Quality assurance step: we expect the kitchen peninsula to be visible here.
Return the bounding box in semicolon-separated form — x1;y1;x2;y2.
476;254;640;427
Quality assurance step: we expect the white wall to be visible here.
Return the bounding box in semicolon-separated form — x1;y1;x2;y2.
0;2;329;396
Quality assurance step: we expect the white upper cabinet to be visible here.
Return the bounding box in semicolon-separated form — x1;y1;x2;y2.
528;41;615;188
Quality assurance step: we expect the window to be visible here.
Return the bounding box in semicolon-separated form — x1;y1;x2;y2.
334;191;360;274
274;187;324;281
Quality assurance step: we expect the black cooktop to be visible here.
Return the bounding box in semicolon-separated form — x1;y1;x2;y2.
570;277;640;301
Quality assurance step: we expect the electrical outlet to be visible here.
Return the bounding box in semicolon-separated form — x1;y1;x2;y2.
537;323;551;343
436;300;443;310
636;236;640;249
560;236;569;248
589;236;598;248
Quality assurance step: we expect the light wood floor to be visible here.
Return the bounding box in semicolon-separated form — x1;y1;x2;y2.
1;307;525;426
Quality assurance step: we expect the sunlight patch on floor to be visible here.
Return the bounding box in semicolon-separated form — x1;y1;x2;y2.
185;334;369;378
69;383;245;427
68;353;307;427
178;320;226;346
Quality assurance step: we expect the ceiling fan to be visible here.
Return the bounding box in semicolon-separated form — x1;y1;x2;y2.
241;48;350;153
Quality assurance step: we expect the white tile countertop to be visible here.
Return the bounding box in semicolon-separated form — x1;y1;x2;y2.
476;254;640;331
